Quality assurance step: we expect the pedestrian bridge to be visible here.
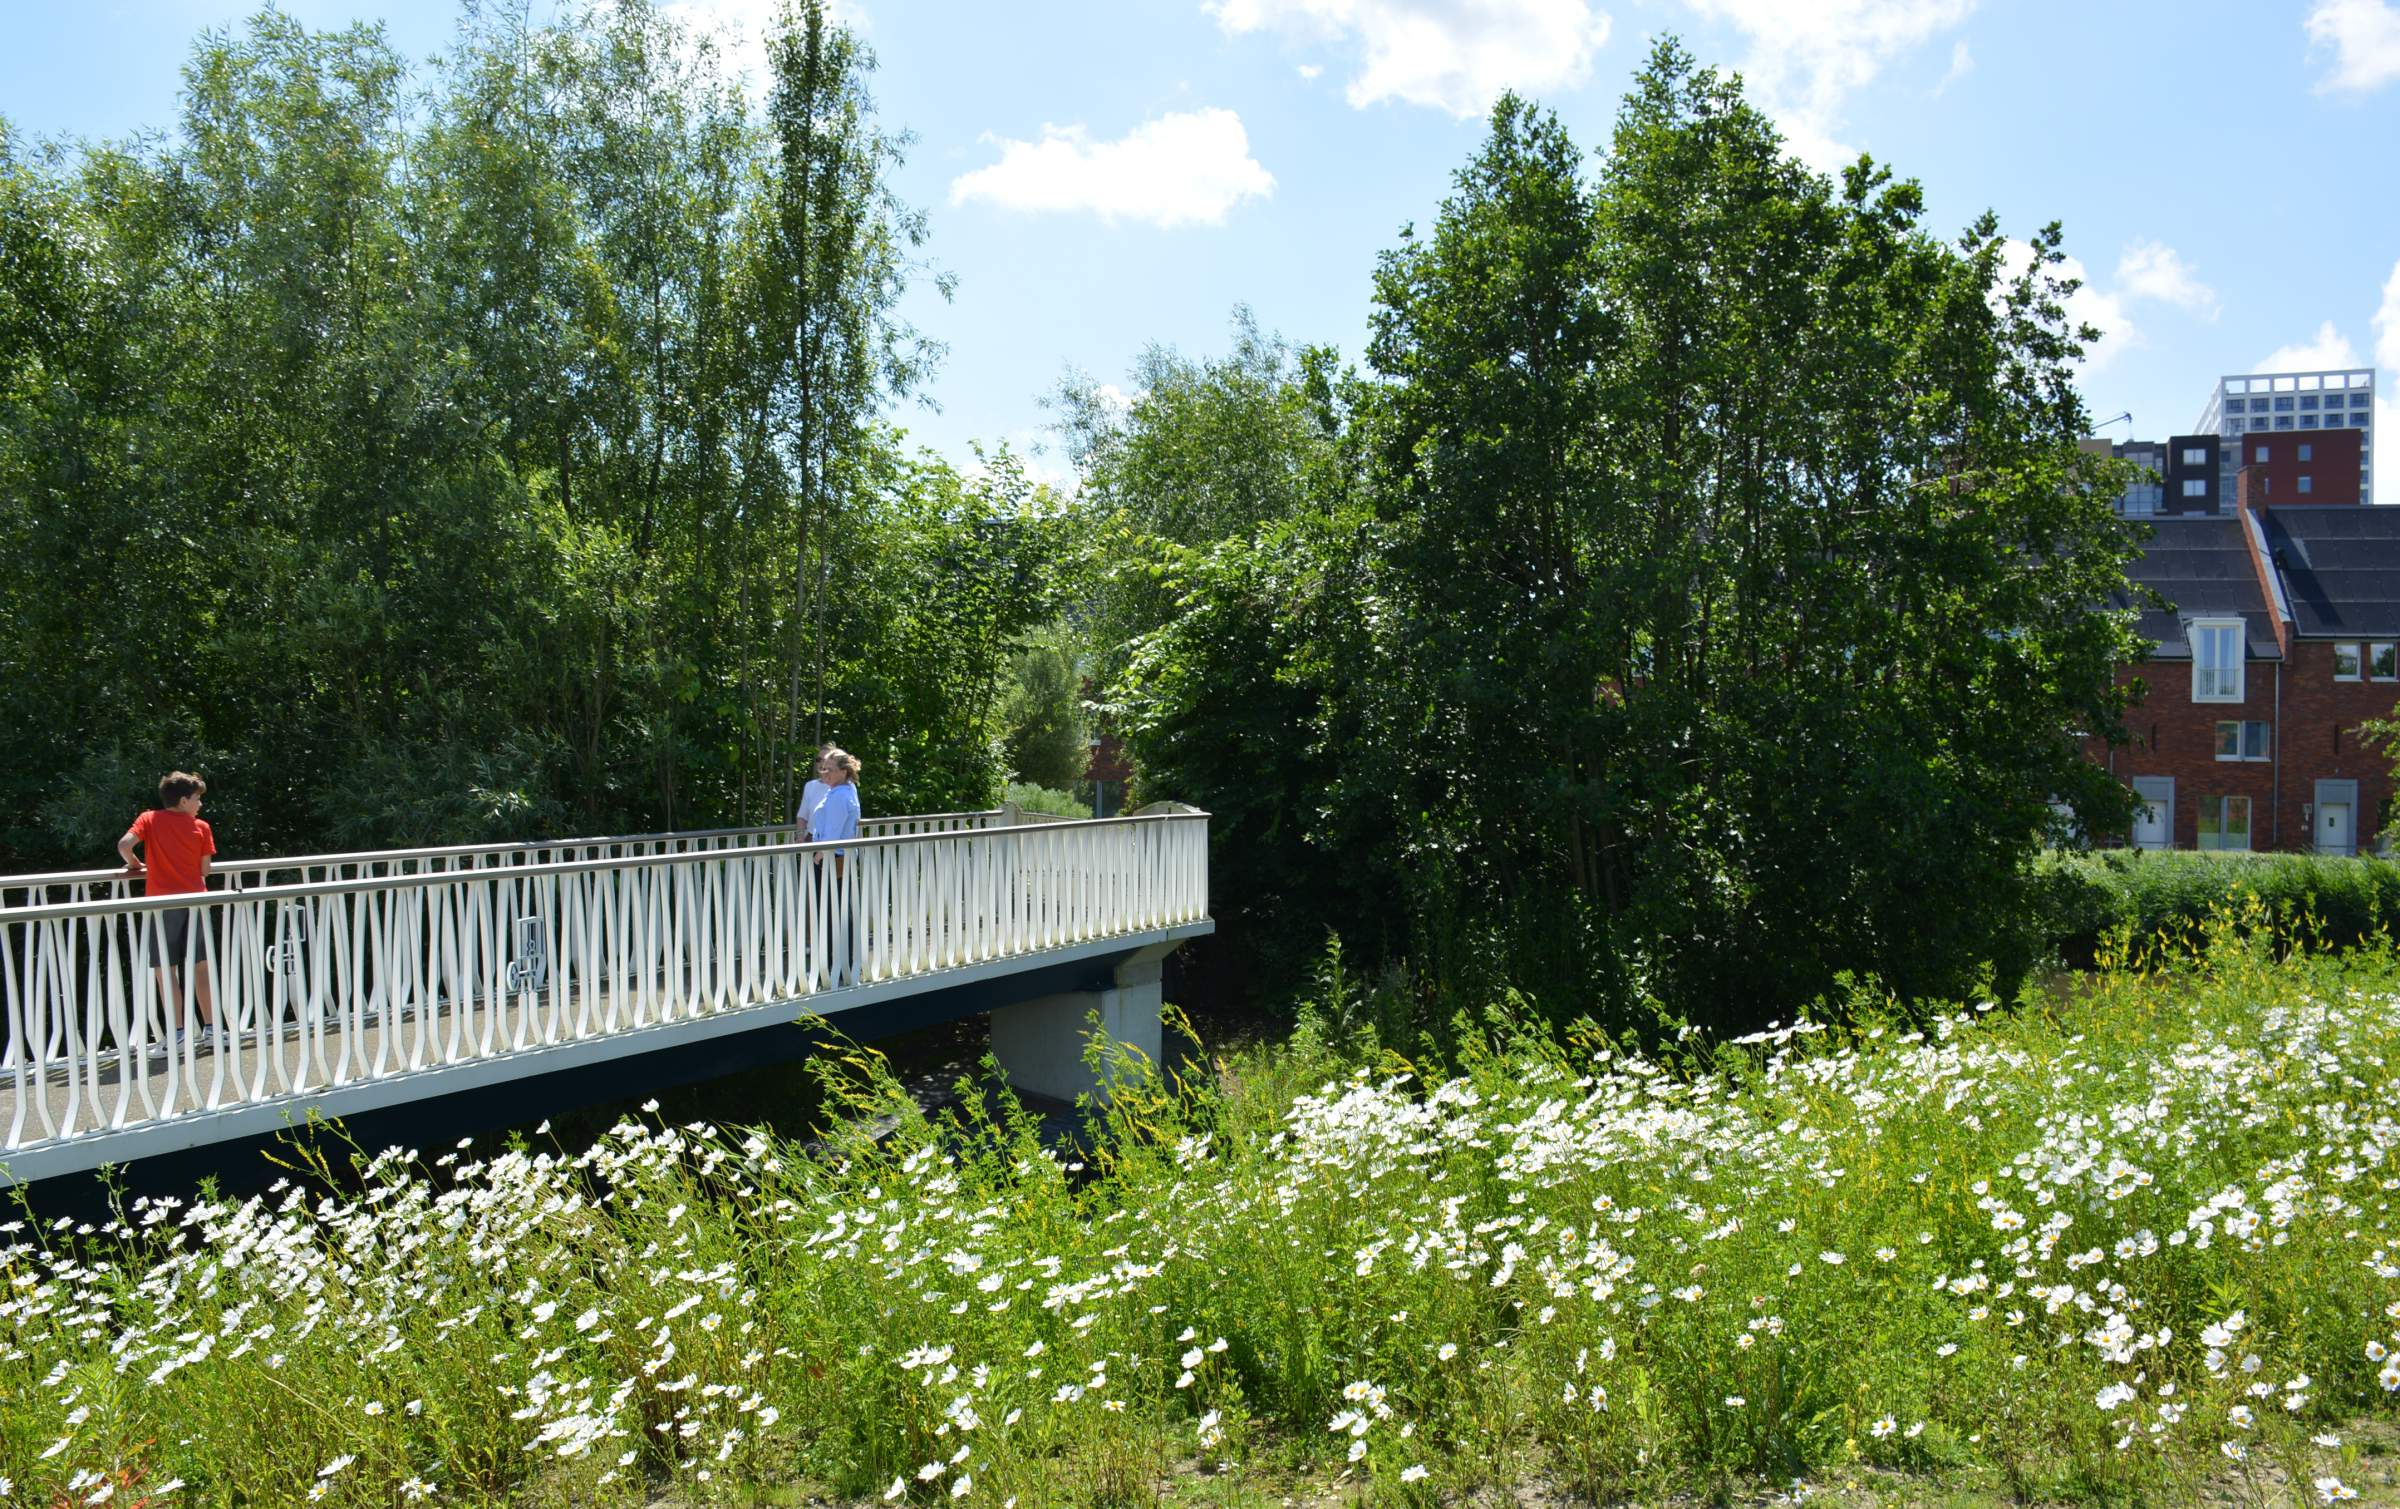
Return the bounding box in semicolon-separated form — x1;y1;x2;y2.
0;804;1211;1185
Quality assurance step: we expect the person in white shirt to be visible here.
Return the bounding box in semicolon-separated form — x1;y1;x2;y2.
796;746;836;838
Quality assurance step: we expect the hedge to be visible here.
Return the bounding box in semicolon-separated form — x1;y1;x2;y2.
2037;848;2400;963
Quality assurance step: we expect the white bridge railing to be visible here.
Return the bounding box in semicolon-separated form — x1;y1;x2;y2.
0;810;1005;911
1;809;1208;1160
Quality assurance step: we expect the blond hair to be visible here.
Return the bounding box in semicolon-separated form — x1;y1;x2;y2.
823;747;862;777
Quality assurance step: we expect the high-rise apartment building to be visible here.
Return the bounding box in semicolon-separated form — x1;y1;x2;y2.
2196;367;2375;505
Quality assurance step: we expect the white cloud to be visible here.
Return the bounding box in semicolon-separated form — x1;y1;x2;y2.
1206;0;1612;118
2306;0;2400;93
1678;0;1976;172
2256;321;2365;373
1934;39;1973;93
2375;257;2400;372
1298;62;1324;79
2114;241;2220;321
1997;239;2136;374
948;110;1275;228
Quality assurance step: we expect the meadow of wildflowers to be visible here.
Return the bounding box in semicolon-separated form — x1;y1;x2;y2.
6;928;2400;1506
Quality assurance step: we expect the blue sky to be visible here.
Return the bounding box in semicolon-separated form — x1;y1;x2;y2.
6;0;2399;495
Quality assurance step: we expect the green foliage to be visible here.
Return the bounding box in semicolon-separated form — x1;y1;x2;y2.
1002;781;1090;819
1104;43;2146;1032
2039;848;2400;961
1056;306;1356;689
0;1;1047;865
998;625;1090;790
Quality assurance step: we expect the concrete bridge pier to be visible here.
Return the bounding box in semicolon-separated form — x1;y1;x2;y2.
990;939;1178;1102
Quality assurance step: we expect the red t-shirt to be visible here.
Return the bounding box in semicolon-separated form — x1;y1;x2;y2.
130;809;216;896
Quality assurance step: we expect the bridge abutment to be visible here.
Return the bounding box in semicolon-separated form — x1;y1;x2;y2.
990;940;1177;1103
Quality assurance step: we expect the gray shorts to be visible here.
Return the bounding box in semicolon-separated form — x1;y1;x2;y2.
152;908;196;967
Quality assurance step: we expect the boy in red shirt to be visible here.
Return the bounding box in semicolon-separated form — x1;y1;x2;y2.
117;771;219;1046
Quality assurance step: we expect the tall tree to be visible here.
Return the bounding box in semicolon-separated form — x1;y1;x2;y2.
0;2;1001;865
756;0;942;821
1116;43;2145;1025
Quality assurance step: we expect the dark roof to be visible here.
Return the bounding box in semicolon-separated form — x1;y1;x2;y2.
2119;516;2278;659
2262;506;2400;638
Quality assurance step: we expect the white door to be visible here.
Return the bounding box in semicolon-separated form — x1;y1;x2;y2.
2131;778;2172;850
2322;802;2354;856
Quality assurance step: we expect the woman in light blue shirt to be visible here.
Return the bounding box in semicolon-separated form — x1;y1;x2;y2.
813;748;861;864
812;748;863;982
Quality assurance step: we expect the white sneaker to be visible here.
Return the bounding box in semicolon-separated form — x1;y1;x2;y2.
193;1025;219;1051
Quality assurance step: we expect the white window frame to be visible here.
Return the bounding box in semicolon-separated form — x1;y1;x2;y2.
2213;720;2271;761
2191;619;2245;703
2335;641;2363;681
2181;478;2208;497
2373;643;2398;681
2181;446;2208;466
2197;795;2252;852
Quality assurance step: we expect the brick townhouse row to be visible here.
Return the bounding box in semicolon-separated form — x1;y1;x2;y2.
2092;441;2400;853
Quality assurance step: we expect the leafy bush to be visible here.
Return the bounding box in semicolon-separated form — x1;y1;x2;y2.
998;633;1090;790
1003;781;1091;819
2039;848;2400;961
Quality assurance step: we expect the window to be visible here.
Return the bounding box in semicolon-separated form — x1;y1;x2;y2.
2335;642;2363;680
2215;720;2272;760
2181;446;2208;465
2276;396;2296;411
2197;796;2252;852
2300;394;2320;410
2299;443;2313;461
2227;397;2248;414
2193;619;2245;702
2182;478;2208;497
2299;416;2318;430
2256;445;2271;463
2375;643;2398;680
2277;417;2295;430
2354;391;2372;408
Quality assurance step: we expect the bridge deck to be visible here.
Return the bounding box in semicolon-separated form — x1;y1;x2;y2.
2;809;1211;1184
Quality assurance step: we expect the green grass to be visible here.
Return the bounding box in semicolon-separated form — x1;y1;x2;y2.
8;919;2400;1505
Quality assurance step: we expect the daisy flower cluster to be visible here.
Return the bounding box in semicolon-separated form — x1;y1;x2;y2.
2;937;2399;1503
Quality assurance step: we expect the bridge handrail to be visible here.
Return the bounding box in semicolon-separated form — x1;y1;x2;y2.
0;811;1206;924
2;810;1211;1159
0;810;1007;906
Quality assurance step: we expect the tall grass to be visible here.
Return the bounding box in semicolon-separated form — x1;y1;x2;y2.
5;918;2400;1504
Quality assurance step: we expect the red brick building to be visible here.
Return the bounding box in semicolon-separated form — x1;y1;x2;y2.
2233;429;2364;508
2097;462;2400;853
